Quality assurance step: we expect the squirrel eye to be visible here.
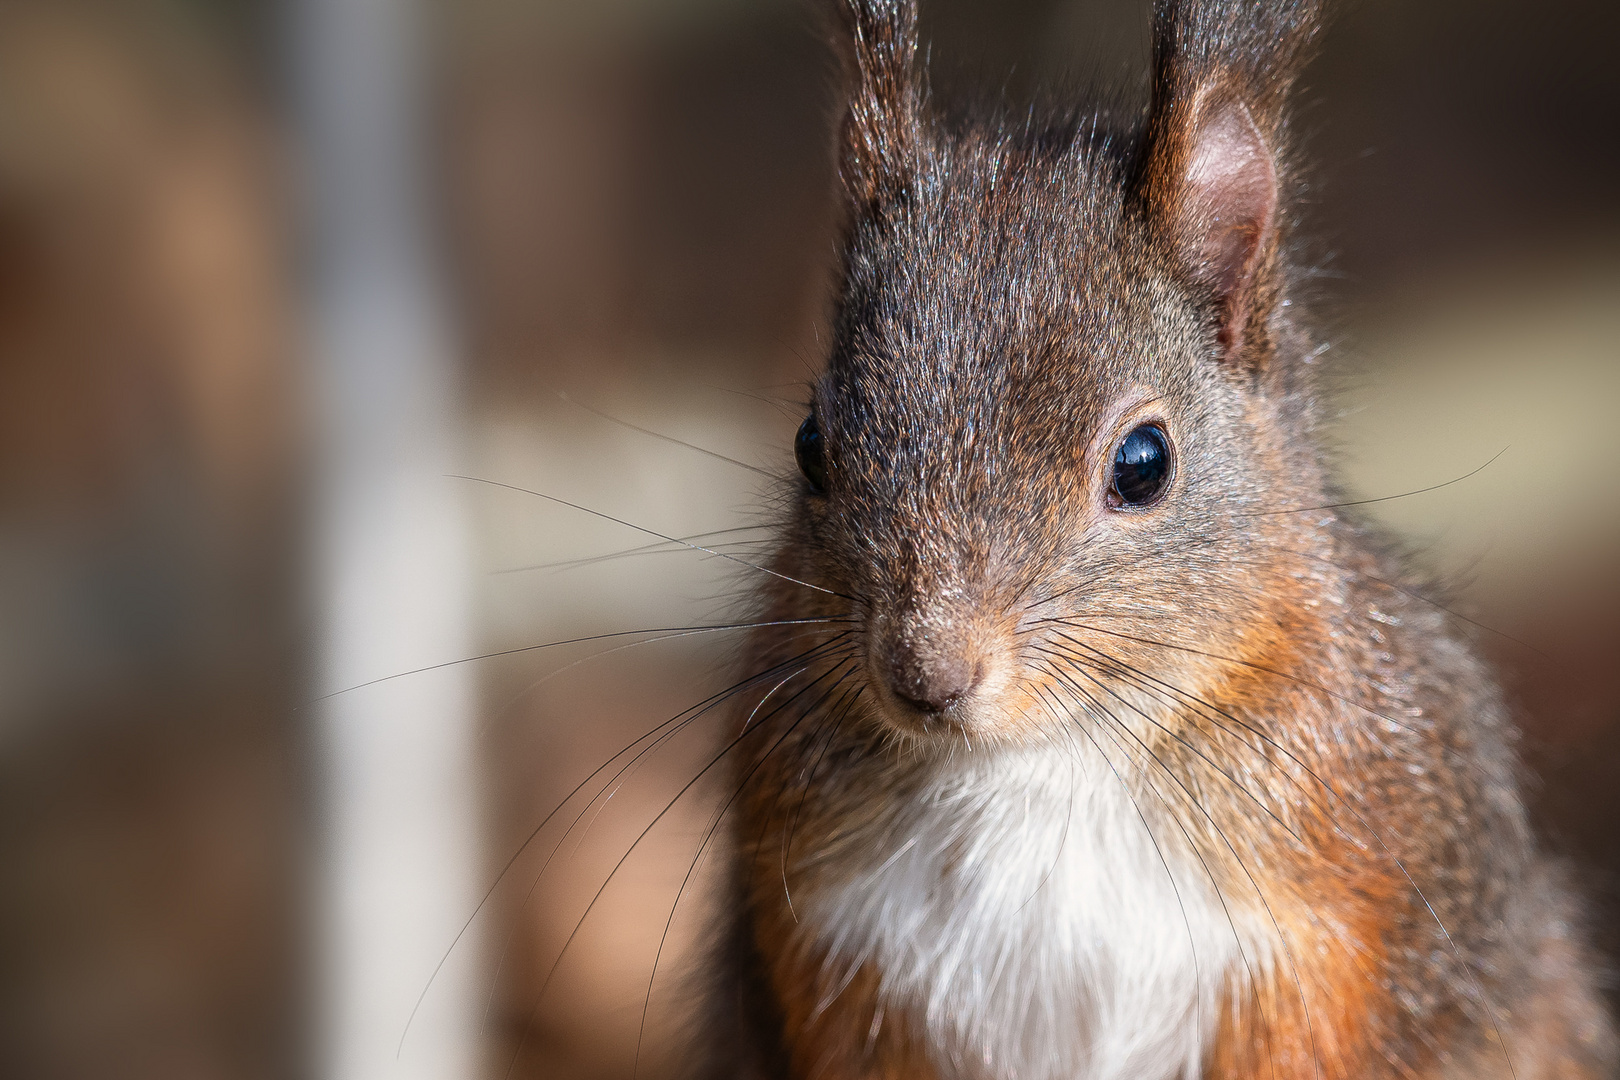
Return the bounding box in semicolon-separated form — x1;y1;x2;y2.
1111;424;1172;508
795;414;827;494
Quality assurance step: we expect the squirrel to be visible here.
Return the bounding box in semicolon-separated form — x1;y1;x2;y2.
691;1;1618;1078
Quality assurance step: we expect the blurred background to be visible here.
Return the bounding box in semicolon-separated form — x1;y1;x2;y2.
0;0;1614;1077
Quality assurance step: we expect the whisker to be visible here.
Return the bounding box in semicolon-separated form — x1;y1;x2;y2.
1038;618;1419;737
492;637;855;952
399;632;852;1055
1237;537;1547;657
560;391;777;478
1033;640;1307;844
1010;691;1080;916
1035;676;1234;1062
319;617;840;704
1032;624;1514;1074
1037;657;1296;1079
706;383;809;420
1119;529;1543;657
636;679;866;1078
504;657;859;1079
1030;524;1541;659
450;474;851;599
1044;630;1398;867
480;621;854;739
493;525;774;575
479;653;842;1045
1044;628;1385;849
779;692;862;921
1243;445;1507;516
1025;678;1206;1058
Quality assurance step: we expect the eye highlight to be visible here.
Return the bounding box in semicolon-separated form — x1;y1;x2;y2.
1111;423;1173;508
795;414;827;494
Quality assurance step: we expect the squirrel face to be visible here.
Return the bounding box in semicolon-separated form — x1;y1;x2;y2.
780;2;1333;747
790;137;1327;747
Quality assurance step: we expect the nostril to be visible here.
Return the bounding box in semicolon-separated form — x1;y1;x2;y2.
887;651;982;716
893;686;965;715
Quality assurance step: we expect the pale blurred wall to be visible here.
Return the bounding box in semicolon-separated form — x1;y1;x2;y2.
0;1;1614;1079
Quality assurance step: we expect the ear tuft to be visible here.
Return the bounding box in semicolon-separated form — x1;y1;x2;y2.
831;0;923;209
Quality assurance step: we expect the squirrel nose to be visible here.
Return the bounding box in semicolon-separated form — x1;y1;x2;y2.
886;646;982;717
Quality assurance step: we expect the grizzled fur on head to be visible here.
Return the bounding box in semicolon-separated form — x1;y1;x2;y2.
797;0;1329;740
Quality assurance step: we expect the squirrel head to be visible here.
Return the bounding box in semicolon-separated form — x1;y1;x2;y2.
790;0;1334;744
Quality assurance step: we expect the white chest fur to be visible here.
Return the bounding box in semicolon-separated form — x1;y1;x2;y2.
797;743;1267;1080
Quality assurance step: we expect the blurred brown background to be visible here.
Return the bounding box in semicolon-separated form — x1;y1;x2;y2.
0;0;1615;1078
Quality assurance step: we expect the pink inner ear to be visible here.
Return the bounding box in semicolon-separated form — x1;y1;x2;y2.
1178;98;1277;350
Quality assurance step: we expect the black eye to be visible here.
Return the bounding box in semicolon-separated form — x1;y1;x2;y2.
795;414;827;494
1111;424;1173;507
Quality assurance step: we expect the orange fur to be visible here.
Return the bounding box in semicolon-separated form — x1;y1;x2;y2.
1205;838;1408;1080
760;917;941;1080
1195;560;1417;1078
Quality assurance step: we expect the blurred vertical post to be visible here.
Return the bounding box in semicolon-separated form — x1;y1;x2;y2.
291;0;482;1077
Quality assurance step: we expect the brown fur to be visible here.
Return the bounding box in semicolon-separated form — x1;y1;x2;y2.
762;933;941;1079
694;2;1618;1078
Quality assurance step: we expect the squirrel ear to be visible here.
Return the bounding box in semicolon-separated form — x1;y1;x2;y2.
1137;0;1325;365
1150;92;1277;358
830;0;922;210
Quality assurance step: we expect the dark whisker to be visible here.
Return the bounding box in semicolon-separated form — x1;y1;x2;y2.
479;653;843;1045
400;632;851;1055
560;392;777;478
706;383;809;420
779;690;863;920
636;679;867;1078
1037;657;1301;1079
1032;524;1542;659
494;637;856;950
1033;640;1307;843
480;622;854;739
1031;624;1514;1069
493;525;775;575
1059;673;1274;1071
1243;445;1507;516
1025;677;1207;1054
449;474;851;599
1009;688;1082;916
1039;618;1419;736
1118;527;1544;657
320;618;841;704
1043;630;1390;852
1239;537;1546;657
505;656;859;1079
